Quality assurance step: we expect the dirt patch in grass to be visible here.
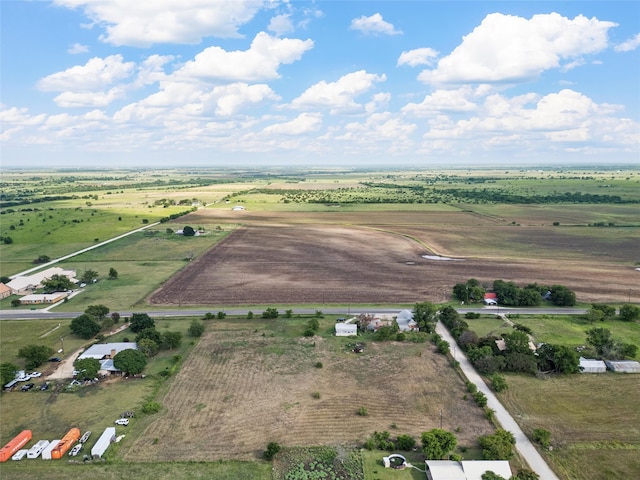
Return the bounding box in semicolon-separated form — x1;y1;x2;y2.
122;320;493;462
150;209;639;305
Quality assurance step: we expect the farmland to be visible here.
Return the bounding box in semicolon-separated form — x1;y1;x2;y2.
1;166;640;479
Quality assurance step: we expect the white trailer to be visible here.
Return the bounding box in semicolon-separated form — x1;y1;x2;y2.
91;427;116;458
27;440;50;459
41;440;60;460
12;449;28;461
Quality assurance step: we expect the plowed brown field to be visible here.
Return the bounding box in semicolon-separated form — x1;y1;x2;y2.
124;320;493;461
149;209;639;305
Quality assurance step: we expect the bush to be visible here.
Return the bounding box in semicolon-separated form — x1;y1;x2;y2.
396;434;416;451
532;428;552;448
311;391;321;399
217;311;226;319
314;361;323;368
490;374;508;392
357;406;368;416
473;391;488;407
142;401;162;414
263;442;281;461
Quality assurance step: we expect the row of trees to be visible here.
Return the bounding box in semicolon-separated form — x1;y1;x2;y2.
452;279;576;307
584;303;640;323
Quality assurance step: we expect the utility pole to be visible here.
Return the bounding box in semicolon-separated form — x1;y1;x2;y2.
440;409;443;429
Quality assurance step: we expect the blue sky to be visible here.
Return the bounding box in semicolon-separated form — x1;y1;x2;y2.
1;1;639;168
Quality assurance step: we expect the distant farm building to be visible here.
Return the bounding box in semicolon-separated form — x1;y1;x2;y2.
6;267;77;295
579;357;606;373
232;205;245;210
395;310;419;331
78;343;138;374
605;360;640;373
359;311;418;332
483;293;498;305
0;283;11;299
19;293;68;305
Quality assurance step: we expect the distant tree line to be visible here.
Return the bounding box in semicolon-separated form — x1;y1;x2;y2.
452;278;576;307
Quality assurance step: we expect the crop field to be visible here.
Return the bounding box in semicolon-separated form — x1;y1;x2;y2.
149;205;639;306
122;317;494;462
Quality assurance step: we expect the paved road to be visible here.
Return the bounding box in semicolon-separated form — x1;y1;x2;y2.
0;306;587;320
436;322;561;480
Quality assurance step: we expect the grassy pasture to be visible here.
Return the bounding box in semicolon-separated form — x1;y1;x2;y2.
497;374;640;480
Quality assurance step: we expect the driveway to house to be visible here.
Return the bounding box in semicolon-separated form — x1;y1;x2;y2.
436;321;561;480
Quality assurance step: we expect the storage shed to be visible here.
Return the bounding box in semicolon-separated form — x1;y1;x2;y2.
335;323;357;336
425;460;466;480
91;427;116;458
605;360;640;373
579;357;606;373
461;460;512;480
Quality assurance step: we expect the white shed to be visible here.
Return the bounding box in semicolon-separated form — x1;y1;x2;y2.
91;427;116;458
41;440;60;460
579;357;606;373
605;360;640;373
462;460;512;480
425;460;466;480
335;323;357;337
27;440;50;459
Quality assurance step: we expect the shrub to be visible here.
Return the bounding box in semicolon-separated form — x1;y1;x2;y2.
473;391;488;407
142;401;162;414
396;434;416;451
217;311;226;319
263;442;281;461
357;406;368;416
532;428;552;448
314;361;323;368
395;332;406;342
303;328;316;337
490;374;508;392
311;391;321;399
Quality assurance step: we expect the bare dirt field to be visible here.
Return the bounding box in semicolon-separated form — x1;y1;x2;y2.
149;209;639;305
124;319;494;462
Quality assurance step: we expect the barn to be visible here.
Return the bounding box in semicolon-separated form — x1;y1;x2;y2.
605;360;640;373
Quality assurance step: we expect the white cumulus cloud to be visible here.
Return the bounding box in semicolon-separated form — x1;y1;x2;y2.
177;32;313;82
38;55;135;92
68;43;89;54
397;47;439;67
291;70;386;114
54;0;266;46
615;33;640;52
263;112;323;135
350;13;402;36
268;14;294;36
419;12;617;84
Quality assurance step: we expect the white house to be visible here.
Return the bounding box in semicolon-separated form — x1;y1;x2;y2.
425;460;512;480
78;343;138;374
335;323;357;336
579;357;606;373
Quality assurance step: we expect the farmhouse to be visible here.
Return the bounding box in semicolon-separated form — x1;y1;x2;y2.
0;283;11;299
579;357;607;373
78;343;138;374
6;267;77;295
396;310;419;331
605;360;640;373
483;293;498;305
19;293;68;305
425;460;512;480
360;311;418;332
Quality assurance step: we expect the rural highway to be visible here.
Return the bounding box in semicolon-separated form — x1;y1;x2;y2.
437;322;561;480
0;306;587;320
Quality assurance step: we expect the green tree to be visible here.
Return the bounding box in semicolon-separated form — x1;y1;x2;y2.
491;374;508;392
0;362;19;385
17;345;54;370
517;288;541;306
396;434;416;451
70;314;101;339
511;469;540;480
532;428;552;448
421;428;457;460
481;472;506;480
113;348;147;375
582;308;605;323
111;312;120;323
85;304;110;320
130;313;155;333
108;267;118;280
74;358;101;379
137;338;159;357
41;274;74;293
135;328;162;345
549;285;576;306
80;269;99;284
536;344;580;374
161;331;182;349
619;304;640;322
33;255;50;264
585;327;614;356
478;429;515;460
182;225;196;236
261;307;279;319
188;320;205;337
413;301;437;332
591;303;616;319
308;318;320;332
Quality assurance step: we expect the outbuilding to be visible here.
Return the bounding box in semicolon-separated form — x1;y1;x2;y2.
41;440;60;460
605;360;640;373
91;427;116;458
579;357;606;373
425;460;512;480
335;322;357;337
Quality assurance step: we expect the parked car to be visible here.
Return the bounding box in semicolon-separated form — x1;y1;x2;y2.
21;383;35;391
28;371;42;378
40;382;50;391
120;411;135;418
114;418;129;426
68;444;82;457
48;357;61;362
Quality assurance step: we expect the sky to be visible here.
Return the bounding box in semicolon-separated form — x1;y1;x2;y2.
1;1;639;168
